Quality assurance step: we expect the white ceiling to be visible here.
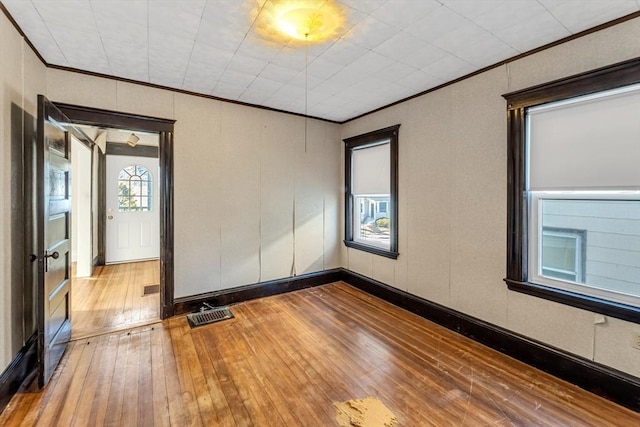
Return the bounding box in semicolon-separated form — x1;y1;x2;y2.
3;0;639;122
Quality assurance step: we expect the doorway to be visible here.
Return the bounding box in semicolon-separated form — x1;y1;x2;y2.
56;102;176;325
104;132;160;264
71;126;163;339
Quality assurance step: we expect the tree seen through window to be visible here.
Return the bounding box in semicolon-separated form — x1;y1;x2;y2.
118;165;152;212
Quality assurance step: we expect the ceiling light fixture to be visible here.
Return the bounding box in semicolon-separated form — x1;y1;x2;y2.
126;133;140;148
253;0;346;45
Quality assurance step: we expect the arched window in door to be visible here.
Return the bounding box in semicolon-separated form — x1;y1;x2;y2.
118;165;152;212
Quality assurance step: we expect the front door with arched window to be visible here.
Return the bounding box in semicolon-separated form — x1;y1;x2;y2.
106;155;160;263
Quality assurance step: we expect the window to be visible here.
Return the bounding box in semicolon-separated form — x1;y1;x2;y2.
503;58;640;322
344;125;399;259
118;164;153;212
540;227;586;283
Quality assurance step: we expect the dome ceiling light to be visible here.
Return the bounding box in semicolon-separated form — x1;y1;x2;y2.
254;0;347;44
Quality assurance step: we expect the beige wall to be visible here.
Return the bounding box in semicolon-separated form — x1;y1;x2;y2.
341;17;640;377
46;69;342;299
0;11;47;370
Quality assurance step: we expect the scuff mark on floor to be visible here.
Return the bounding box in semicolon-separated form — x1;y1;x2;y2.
334;396;397;427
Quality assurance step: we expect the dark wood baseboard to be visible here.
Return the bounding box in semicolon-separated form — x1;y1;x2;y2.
173;269;344;315
340;269;640;412
0;332;37;414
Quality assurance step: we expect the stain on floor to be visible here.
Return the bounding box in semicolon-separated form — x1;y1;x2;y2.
334;397;398;427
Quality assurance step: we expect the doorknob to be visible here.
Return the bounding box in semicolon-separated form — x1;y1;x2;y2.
108;215;114;220
44;251;60;260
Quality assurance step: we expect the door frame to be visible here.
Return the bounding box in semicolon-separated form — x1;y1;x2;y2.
55;102;176;319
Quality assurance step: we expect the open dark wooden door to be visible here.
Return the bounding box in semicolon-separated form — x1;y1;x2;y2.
36;95;72;387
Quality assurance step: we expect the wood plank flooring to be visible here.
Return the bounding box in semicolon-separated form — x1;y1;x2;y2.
2;282;638;426
71;261;160;340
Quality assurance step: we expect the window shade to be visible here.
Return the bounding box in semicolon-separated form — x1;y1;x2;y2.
527;84;640;191
352;141;390;194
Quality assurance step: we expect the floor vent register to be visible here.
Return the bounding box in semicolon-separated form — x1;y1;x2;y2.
187;306;234;328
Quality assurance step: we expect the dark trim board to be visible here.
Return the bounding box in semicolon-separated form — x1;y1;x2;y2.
340;270;640;413
106;142;159;158
174;269;344;315
0;333;37;414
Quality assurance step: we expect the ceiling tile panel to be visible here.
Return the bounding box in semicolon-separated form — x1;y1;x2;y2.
311;79;346;99
268;47;307;72
47;27;109;70
371;0;442;28
397;69;441;91
405;5;468;42
337;0;388;14
374;63;418;86
89;0;148;26
441;33;518;68
189;42;235;69
226;54;268;75
148;0;206;40
373;31;428;60
287;72;323;90
32;0;96;32
306;57;345;80
397;43;449;70
259;62;300;84
345;50;395;75
196;21;247;51
421;55;476;83
320;39;369;65
543;0;640;33
342;16;399;49
2;0;68;65
235;34;283;61
443;0;547;33
495;11;571;52
181;73;218;95
430;24;494;55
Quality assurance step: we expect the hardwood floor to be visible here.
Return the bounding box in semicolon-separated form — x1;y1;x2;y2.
1;282;638;426
71;261;160;340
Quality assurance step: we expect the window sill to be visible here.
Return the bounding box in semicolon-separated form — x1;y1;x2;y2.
504;278;640;324
344;240;399;260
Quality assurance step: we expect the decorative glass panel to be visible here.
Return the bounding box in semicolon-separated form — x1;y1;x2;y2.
118;164;153;212
49;169;67;201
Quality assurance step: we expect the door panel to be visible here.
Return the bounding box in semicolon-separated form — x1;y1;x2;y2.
106;155;159;263
37;95;72;387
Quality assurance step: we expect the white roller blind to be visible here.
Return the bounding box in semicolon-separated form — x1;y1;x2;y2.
527;84;640;191
352;141;390;194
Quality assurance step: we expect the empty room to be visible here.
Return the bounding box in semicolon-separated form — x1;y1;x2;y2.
0;0;639;425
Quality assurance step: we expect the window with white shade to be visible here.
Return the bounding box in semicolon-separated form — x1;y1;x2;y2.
504;59;640;322
344;125;399;259
526;84;640;307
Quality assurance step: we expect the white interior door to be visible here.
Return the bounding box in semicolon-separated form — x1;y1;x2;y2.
106;155;159;263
